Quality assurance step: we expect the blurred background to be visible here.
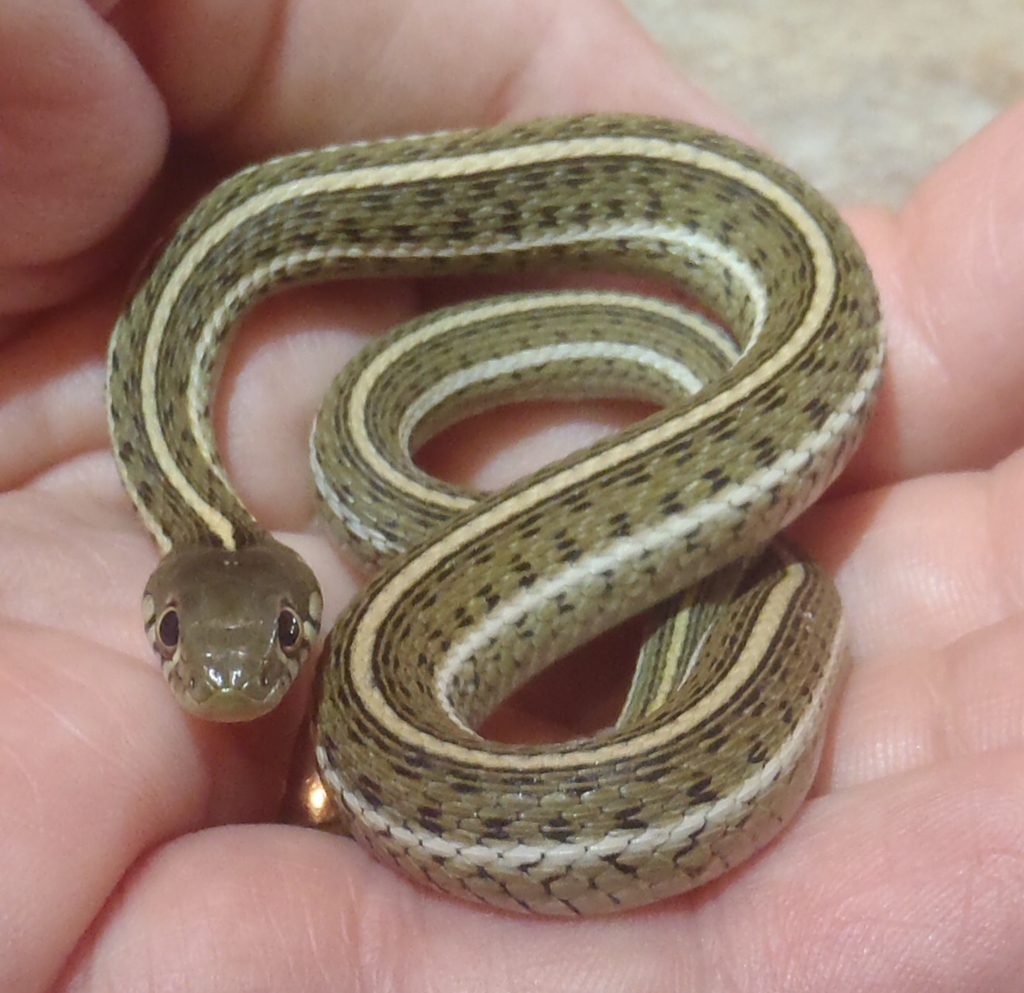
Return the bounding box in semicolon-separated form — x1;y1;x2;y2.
624;0;1024;207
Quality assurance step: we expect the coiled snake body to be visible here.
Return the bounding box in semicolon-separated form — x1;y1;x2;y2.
108;115;883;915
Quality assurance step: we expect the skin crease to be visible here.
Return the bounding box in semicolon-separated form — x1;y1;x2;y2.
1;0;1023;989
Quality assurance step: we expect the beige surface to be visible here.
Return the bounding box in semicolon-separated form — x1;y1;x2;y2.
624;0;1024;207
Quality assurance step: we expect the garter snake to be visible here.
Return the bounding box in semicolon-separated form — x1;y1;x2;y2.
107;114;884;915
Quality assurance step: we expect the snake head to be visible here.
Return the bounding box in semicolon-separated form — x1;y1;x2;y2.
142;542;323;721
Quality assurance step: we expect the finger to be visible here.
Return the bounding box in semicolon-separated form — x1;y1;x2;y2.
0;483;318;991
0;297;109;492
0;0;166;313
847;96;1024;481
112;0;742;156
0;607;315;991
0;623;191;993
822;610;1024;794
1;0;745;320
796;443;1024;662
83;0;753;532
62;751;1024;993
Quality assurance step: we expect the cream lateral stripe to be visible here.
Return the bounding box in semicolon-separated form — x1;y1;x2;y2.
330;639;835;872
339;177;831;606
109;407;175;550
328;612;842;882
323;562;819;837
391;310;736;432
352;292;737;505
141;322;240;549
189;240;743;510
396;340;710;445
223;228;762;507
308;439;403;557
186;264;285;492
145;134;791;546
345;204;838;742
643;608;703;717
616;561;748;725
349;364;874;763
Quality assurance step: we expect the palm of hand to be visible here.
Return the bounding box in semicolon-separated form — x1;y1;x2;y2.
2;4;1024;991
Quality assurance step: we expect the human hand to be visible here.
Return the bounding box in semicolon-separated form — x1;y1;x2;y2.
2;2;1022;990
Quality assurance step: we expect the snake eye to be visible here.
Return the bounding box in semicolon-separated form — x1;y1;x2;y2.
155;607;180;658
277;608;303;657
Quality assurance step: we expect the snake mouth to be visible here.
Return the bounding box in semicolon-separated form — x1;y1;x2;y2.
189;689;282;722
175;680;286;722
164;655;293;722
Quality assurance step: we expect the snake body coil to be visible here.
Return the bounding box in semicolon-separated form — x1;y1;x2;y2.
108;115;883;914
